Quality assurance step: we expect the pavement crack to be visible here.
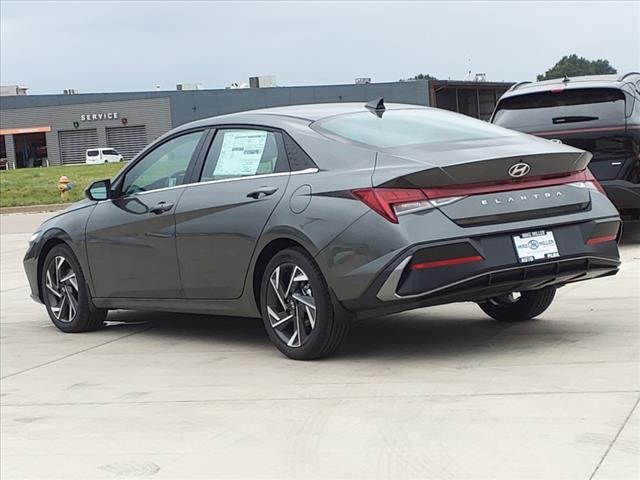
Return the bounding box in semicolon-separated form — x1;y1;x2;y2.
2;389;639;408
588;394;640;480
0;327;151;380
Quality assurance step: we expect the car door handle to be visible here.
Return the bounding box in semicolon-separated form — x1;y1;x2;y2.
149;201;174;214
247;186;279;199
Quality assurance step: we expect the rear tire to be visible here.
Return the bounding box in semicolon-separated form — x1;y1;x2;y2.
478;286;556;322
41;244;107;333
260;247;349;360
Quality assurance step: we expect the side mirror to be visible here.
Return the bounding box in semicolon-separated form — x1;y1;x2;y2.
86;179;111;201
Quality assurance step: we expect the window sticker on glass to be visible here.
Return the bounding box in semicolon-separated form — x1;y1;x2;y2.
214;130;268;176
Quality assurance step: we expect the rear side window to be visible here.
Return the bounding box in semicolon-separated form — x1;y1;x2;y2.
200;129;285;181
102;149;117;155
87;150;99;157
493;88;626;132
312;109;517;149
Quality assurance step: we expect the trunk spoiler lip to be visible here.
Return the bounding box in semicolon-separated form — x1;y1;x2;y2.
373;148;592;189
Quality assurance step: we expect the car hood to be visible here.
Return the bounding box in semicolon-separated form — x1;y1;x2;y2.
39;199;95;228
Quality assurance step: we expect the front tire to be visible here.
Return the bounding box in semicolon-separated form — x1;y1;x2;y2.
41;244;107;333
478;286;556;322
260;248;349;360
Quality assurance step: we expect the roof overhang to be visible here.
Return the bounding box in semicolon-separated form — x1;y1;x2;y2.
0;125;51;135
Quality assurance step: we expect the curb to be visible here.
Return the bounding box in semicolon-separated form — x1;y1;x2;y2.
0;204;69;215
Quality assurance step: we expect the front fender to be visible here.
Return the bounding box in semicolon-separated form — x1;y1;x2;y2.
24;204;97;302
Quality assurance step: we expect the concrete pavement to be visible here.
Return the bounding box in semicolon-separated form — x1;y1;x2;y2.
1;212;638;479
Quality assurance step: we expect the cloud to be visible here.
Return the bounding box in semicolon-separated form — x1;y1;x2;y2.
1;1;638;94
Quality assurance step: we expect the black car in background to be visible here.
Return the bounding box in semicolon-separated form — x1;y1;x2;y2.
491;73;640;217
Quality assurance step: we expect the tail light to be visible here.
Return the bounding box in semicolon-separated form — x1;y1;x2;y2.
586;235;617;245
410;255;483;270
353;169;606;223
352;188;462;223
568;169;606;195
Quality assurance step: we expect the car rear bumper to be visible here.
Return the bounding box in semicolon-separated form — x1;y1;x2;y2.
338;216;621;319
602;180;640;211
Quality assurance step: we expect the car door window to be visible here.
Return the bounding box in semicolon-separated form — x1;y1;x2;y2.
200;129;285;182
121;131;203;195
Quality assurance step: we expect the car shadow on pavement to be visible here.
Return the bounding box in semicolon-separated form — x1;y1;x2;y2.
621;219;640;244
106;310;269;349
103;307;580;361
96;221;640;361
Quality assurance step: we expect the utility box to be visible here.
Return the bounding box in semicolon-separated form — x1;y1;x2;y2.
0;85;28;96
249;75;277;88
176;83;203;91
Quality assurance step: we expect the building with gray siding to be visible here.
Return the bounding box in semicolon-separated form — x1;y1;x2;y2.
0;80;512;168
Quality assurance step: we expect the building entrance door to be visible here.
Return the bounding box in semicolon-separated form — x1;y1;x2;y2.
13;132;48;168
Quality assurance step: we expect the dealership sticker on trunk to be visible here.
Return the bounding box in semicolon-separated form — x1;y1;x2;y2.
512;230;559;263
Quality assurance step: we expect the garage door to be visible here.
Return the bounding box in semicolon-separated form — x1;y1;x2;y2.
59;129;99;165
106;126;148;161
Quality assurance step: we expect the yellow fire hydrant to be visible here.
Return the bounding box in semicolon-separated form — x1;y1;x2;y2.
57;175;73;201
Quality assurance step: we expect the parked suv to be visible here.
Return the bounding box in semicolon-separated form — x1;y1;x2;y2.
491;73;640;217
85;148;123;164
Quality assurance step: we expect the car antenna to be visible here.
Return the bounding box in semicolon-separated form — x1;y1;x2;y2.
365;97;385;117
562;75;570;83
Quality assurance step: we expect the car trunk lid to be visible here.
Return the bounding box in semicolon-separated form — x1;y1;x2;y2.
373;135;591;187
371;136;594;226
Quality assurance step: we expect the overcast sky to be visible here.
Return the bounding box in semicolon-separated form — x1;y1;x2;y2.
1;1;638;95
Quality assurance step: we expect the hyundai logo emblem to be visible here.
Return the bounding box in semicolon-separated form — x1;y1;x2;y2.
508;163;531;178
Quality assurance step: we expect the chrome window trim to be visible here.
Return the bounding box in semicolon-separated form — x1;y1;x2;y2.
97;168;319;202
191;167;318;189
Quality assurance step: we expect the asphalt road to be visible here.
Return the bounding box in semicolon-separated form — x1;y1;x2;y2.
1;212;638;480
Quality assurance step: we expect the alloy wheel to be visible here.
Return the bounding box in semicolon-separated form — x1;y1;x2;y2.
265;263;316;348
44;255;79;323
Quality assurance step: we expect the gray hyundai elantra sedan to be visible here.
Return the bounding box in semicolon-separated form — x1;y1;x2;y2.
24;99;622;359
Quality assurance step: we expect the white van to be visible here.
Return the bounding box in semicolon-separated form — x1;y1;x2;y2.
85;148;123;164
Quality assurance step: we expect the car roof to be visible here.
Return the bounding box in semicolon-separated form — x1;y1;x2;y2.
241;102;426;121
174;102;429;133
500;72;640;100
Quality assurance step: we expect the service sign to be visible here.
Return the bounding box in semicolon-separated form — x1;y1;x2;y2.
80;112;119;121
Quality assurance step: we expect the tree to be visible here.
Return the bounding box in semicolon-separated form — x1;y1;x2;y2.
400;73;437;82
537;55;617;81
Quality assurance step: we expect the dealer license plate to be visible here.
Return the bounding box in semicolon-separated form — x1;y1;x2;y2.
512;230;559;263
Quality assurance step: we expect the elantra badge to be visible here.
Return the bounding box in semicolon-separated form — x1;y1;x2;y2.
480;190;563;206
508;163;531;178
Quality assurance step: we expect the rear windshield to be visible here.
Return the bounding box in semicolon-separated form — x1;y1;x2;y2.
86;150;99;156
313;109;517;149
493;88;626;132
